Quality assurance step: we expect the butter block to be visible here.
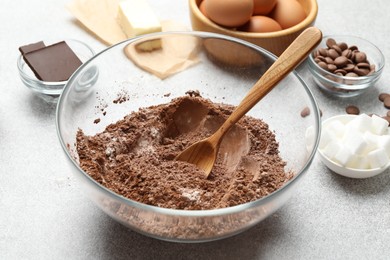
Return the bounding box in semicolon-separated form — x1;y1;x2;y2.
117;0;162;50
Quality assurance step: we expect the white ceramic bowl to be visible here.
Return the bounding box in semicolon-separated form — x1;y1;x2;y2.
317;115;390;179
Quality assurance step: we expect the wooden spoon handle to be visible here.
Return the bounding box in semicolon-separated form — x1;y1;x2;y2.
212;27;322;142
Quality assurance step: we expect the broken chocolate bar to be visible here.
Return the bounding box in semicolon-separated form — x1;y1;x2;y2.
22;41;82;82
18;41;46;55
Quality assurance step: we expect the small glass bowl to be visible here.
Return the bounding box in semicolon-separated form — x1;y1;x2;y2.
17;39;95;103
308;35;385;98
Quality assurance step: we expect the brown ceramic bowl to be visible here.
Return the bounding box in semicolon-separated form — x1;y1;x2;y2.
189;0;318;56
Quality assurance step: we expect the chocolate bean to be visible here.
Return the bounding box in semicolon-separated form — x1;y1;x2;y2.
318;61;328;70
334;69;347;75
353;67;370;76
331;44;342;54
300;107;310;117
349;45;358;51
342;49;352;59
326;38;337;48
346;105;360;115
343;63;355;72
379;93;390;102
338;42;348;51
318;48;327;56
327;64;337;72
328;49;340;59
384;96;390;109
354;52;367;63
325;57;334;64
313;38;376;78
334;56;348;68
357;62;370;69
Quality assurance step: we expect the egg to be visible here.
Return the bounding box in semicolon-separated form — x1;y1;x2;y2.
239;16;282;33
204;0;254;28
270;0;306;29
199;0;208;18
253;0;277;15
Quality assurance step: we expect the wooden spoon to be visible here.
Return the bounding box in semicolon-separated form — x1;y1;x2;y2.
175;27;322;178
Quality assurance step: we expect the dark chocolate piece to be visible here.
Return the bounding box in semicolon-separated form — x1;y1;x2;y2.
23;41;82;82
19;41;46;55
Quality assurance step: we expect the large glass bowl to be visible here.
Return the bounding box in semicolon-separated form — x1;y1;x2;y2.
56;31;321;242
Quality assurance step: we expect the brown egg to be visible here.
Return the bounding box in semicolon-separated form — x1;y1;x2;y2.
270;0;306;29
204;0;254;28
239;16;282;32
253;0;277;15
199;0;209;18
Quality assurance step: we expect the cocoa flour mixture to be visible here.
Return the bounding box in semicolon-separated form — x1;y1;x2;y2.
76;94;292;210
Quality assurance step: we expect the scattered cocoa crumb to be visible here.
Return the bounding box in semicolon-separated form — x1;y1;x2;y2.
185;90;200;97
93;118;101;124
113;89;130;104
163;93;171;97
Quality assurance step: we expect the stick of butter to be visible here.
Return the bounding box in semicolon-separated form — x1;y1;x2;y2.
117;0;162;51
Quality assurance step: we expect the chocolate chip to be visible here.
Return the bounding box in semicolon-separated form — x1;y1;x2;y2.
313;38;375;78
328;49;340;60
338;42;348;51
300;107;310;117
354;52;367;63
345;72;359;77
326;38;337;48
334;56;348;68
378;93;390;102
384;96;390;109
346;105;360;115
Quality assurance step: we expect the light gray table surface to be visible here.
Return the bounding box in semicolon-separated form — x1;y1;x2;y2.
1;0;390;259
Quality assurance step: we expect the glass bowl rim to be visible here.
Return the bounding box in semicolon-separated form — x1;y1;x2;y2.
308;34;385;81
56;31;321;217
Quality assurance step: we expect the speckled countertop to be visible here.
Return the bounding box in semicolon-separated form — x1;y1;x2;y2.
1;0;389;259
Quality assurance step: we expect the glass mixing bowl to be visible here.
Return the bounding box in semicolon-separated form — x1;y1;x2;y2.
56;31;321;242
